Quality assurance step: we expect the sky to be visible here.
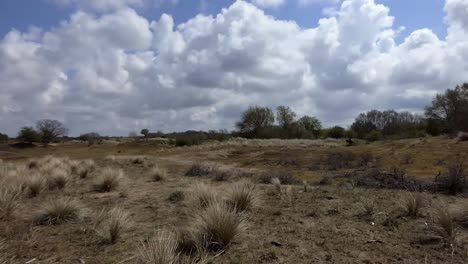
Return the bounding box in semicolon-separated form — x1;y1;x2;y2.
0;0;467;136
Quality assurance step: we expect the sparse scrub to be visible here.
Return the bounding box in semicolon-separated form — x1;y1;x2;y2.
168;191;185;203
34;199;81;225
212;170;230;182
400;153;414;165
192;201;246;252
358;199;375;220
325;151;356;170
225;181;258;213
93;207;131;244
185;162;214;177
435;160;466;194
93;168;124;192
259;171;299;185
150;167;167;182
191;184;218;209
401;193;424;217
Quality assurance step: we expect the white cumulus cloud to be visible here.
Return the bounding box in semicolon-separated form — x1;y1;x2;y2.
1;0;468;136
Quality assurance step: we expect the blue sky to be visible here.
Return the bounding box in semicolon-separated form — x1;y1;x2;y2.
0;0;447;41
0;0;466;136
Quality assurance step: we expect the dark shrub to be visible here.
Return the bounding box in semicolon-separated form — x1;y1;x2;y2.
185;162;214;177
167;191;185;203
435;160;466;195
325;151;356;170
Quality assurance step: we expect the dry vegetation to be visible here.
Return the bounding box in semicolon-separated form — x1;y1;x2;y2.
0;137;467;263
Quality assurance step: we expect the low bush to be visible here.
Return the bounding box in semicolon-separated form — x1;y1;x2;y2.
258;171;300;185
168;191;185;203
150;167;167;182
185;162;214;177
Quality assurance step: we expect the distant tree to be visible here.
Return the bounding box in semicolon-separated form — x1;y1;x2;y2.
0;133;8;143
140;129;149;137
128;131;138;138
351;109;424;138
276;106;297;129
17;127;40;143
36;119;68;143
78;132;100;145
425;83;468;133
327;126;345;139
236;106;275;137
298;116;322;138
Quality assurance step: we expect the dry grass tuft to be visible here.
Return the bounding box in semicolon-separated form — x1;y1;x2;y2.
225;181;258;213
0;184;22;219
138;229;179;264
191;184;219;209
192;201;246;252
358;199;375;219
432;205;457;244
93;168;124;192
77;159;95;179
93;207;131;244
401;193;424;217
34;198;81;225
150;167;168;182
24;174;46;198
46;168;69;190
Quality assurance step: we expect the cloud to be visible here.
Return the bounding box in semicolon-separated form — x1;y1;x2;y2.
251;0;285;8
1;0;468;136
298;0;341;7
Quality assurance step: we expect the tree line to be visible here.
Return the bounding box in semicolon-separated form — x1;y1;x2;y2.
235;83;468;140
1;83;466;145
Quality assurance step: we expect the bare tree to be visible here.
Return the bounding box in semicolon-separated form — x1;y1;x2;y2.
276;106;296;129
36;119;68;143
425;83;468;133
